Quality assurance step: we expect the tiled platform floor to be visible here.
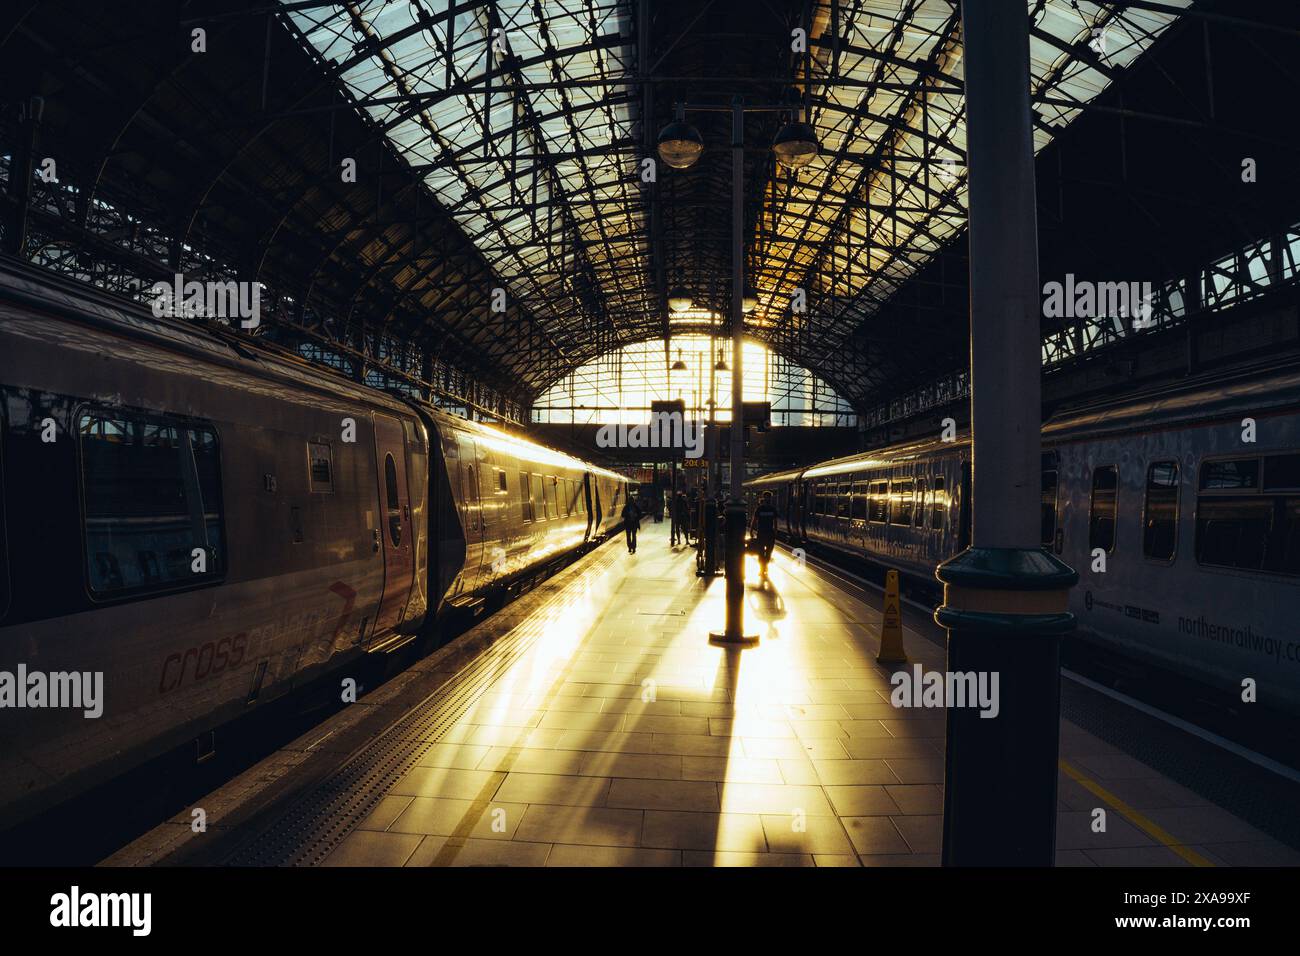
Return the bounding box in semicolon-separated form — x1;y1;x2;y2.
322;522;1300;867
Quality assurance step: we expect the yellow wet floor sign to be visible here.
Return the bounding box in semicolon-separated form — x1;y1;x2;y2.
877;569;907;664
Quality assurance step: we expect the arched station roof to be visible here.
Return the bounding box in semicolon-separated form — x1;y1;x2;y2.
3;1;1299;422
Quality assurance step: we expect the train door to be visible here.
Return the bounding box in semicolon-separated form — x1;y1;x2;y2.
373;413;415;637
582;474;595;540
797;479;807;540
457;439;484;588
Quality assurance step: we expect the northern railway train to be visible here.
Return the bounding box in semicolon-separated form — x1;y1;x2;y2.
749;362;1300;711
0;258;628;828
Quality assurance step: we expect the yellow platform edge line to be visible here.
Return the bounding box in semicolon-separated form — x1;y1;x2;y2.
1058;759;1214;867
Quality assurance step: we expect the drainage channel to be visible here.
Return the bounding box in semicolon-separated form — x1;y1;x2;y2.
222;550;619;867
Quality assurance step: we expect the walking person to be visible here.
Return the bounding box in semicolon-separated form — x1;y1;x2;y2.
670;491;690;547
621;496;643;554
686;488;700;547
750;491;780;579
713;491;727;564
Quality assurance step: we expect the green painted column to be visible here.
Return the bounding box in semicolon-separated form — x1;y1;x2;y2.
938;0;1079;866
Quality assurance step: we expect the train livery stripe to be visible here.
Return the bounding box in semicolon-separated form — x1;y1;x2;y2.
1058;759;1214;867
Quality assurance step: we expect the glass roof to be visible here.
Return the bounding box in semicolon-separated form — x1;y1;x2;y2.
287;0;646;348
285;0;1190;406
754;0;1190;337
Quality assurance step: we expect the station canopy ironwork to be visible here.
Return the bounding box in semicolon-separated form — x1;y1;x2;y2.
283;0;1187;412
6;1;1298;426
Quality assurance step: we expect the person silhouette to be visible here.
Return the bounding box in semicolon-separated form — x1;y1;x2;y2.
750;491;780;578
621;497;643;554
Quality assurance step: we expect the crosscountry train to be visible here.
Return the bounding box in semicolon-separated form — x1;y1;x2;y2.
0;257;628;827
749;362;1300;711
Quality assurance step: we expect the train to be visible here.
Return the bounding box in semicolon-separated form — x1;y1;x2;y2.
0;257;628;828
748;361;1300;711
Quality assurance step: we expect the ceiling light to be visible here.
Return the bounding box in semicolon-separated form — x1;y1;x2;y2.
668;286;694;312
773;120;819;169
657;119;704;170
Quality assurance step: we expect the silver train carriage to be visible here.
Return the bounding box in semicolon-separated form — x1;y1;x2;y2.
748;362;1300;712
0;258;628;827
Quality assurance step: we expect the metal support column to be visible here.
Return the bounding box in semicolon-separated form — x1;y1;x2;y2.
936;0;1078;866
3;96;41;257
728;96;745;503
711;97;756;646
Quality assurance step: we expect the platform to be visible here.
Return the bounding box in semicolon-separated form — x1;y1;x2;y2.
106;522;1300;868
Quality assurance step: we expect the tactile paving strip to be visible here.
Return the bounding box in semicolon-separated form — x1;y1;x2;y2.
223;546;622;867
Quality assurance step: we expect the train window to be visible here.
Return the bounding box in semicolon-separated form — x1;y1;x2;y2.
307;441;333;493
544;477;558;519
1088;466;1118;553
1040;469;1058;547
931;476;946;529
1281;499;1300;576
1196;496;1271;572
497;469;508;493
562;479;573;517
577;481;587;514
520;472;533;522
384;454;402;546
868;480;888;522
1264;453;1300;490
1197;455;1300;576
916;478;928;527
0;424;8;621
78;409;225;598
1143;461;1178;562
890;478;914;526
532;474;545;519
850;490;867;520
1200;458;1259;490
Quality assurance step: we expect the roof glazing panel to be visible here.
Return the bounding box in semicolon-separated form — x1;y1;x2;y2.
282;0;1190;406
753;0;1189;342
287;0;649;345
